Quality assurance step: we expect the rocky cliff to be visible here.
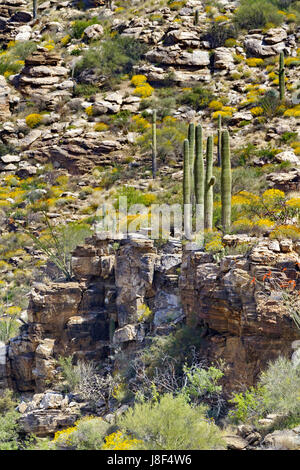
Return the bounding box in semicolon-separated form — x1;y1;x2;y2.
3;234;299;396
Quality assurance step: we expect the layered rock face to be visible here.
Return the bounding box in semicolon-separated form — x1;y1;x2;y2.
16;48;71;107
3;235;300;395
180;238;300;390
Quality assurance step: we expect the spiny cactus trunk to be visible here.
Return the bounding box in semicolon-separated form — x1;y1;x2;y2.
279;51;285;101
194;124;204;234
188;122;195;185
33;0;37;19
183;139;191;238
152;109;157;179
217;114;222;167
221;130;232;233
204;136;215;230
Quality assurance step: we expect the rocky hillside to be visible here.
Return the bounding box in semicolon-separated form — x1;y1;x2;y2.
0;0;300;452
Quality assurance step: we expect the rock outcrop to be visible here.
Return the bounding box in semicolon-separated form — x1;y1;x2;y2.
3;234;299;396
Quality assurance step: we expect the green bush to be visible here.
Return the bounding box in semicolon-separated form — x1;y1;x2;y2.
0;410;20;450
229;386;266;424
234;0;284;29
54;417;112;450
229;357;300;425
137;118;187;163
75;35;147;82
118;393;225;450
259;356;300;418
71;17;101;39
178;86;214;111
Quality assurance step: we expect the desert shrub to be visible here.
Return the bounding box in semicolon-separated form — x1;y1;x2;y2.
75;35;147;82
114;186;156;209
58;357;120;411
259;356;300;418
9;41;37;60
139;95;177;119
259;89;281;117
178;86;214;110
118;393;225;450
25;113;43;128
74;84;99;98
53;416;112;450
137;117;187;163
0;306;21;343
229;357;300;425
0;390;17;415
0;390;20;450
0;410;20;450
234;0;284;29
26;217;92;280
71;17;101;39
206;21;238;48
229;386;267;424
94;122;109;132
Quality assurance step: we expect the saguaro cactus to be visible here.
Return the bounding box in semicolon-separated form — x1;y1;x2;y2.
194;124;204;232
33;0;37;19
221;130;232;233
188;122;195;180
217;114;222;167
183;139;191;205
279;51;285;101
204;136;215;230
194;9;200;25
183;139;191;238
152;109;157;179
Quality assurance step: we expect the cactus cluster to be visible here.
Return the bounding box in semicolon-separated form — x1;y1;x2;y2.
183;122;232;235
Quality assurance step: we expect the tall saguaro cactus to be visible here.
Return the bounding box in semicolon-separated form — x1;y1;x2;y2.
221;130;232;233
188;122;195;179
183;139;191;238
152;109;157;179
194;124;204;232
204;136;215;230
279;51;285;101
33;0;37;19
217;114;222;167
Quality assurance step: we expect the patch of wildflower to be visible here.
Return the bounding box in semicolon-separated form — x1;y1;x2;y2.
131;75;147;87
25;113;43;128
94;122;109;132
102;431;141;450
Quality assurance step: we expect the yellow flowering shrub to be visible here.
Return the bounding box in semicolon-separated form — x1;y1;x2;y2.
133;82;154;99
286;197;300;209
204;232;224;254
251;106;264;116
44;39;55;50
25;113;43;128
214;15;229;22
102;431;141;450
85;105;93;116
246;58;264;67
94;122;109;132
131;115;151;132
270;225;300;241
209;100;223;110
137;303;153;323
131;75;147;87
61;35;71;46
